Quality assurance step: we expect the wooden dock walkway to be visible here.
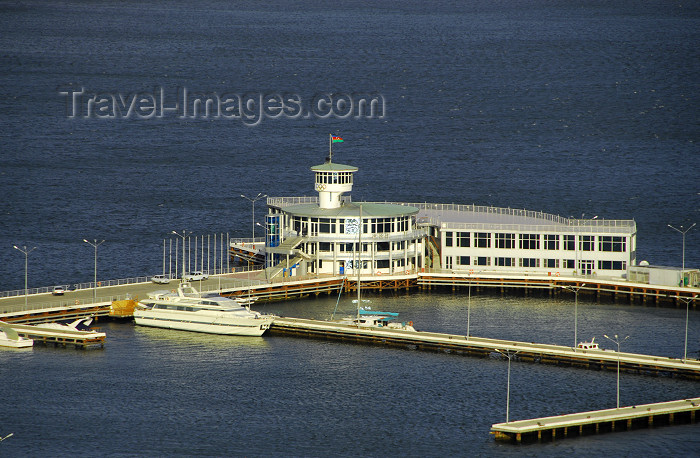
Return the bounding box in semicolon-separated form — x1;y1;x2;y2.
270;317;700;380
491;397;700;443
4;322;106;349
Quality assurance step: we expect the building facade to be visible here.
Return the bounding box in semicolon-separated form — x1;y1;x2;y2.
263;161;637;280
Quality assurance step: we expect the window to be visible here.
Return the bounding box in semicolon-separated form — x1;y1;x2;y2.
372;218;393;234
563;235;575;251
564;259;575;269
397;217;408;232
496;257;514;267
445;232;453;247
339;243;357;252
475;256;490;266
319;242;333;252
475;233;491;248
495;233;515;249
457;232;470;247
579;235;594;251
458;256;471;265
445;256;453;269
599;236;626;252
519;258;539;268
544;234;559;250
376;242;390;251
544;259;559;268
376;260;390;269
598;260;627;270
318;218;335;233
520;234;540;250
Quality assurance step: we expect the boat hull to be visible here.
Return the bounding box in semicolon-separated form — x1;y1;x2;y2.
133;310;272;336
0;337;34;348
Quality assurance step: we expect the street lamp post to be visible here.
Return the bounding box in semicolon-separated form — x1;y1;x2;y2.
497;349;519;423
667;223;696;287
13;245;36;309
83;239;105;303
677;296;697;362
241;193;267;240
467;273;472;340
560;283;586;348
172;230;191;279
603;334;629;409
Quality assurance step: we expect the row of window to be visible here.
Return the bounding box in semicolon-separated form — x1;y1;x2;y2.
291;215;412;235
451;256;627;270
318;240;413;252
315;171;354;185
444;232;627;252
319;259;409;269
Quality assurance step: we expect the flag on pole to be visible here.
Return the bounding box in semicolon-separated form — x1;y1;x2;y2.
331;136;344;143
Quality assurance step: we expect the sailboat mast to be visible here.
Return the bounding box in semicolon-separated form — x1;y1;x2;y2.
357;204;362;320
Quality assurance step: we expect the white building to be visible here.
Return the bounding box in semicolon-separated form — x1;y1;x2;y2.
265;160;426;277
263;160;637;280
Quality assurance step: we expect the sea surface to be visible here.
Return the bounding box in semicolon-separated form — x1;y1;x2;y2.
0;0;699;456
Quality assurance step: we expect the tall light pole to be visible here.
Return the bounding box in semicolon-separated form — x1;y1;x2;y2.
241;193;267;240
603;334;629;409
83;239;105;303
668;223;696;287
13;245;36;309
677;296;697;362
497;349;519;423
172;230;191;279
560;283;585;348
467;273;472;340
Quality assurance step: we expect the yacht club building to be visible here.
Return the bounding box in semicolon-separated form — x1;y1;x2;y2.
261;159;636;280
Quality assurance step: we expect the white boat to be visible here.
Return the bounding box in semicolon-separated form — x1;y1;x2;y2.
0;323;33;348
577;337;600;350
335;204;416;332
134;282;273;336
39;316;94;331
340;308;416;331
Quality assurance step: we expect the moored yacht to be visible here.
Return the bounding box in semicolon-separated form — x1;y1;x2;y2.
134;282;273;336
339;308;416;331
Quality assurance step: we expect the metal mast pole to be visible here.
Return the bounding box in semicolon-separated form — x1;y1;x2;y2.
83;239;105;302
13;245;36;309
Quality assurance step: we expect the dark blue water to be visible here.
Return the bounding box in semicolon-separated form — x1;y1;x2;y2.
1;0;699;455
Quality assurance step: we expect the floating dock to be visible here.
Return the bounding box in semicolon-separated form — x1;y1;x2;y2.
270;317;700;379
491;397;700;443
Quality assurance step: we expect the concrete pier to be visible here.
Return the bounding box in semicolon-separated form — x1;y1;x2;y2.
491;397;700;443
270;317;700;380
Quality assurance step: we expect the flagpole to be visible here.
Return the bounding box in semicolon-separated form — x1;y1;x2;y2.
328;133;332;162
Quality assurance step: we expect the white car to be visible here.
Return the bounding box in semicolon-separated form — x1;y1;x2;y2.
184;271;208;281
151;275;170;284
52;286;66;296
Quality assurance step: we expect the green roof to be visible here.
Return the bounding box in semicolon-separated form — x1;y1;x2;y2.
310;162;358;172
283;202;419;218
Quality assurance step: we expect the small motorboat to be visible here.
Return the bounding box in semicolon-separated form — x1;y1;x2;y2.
39;316;94;331
577;337;600;350
0;323;33;348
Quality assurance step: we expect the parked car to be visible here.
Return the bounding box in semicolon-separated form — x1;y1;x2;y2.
151;274;170;284
52;286;66;296
184;271;208;281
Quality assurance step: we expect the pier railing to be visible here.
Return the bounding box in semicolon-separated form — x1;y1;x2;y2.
266;198;635;230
